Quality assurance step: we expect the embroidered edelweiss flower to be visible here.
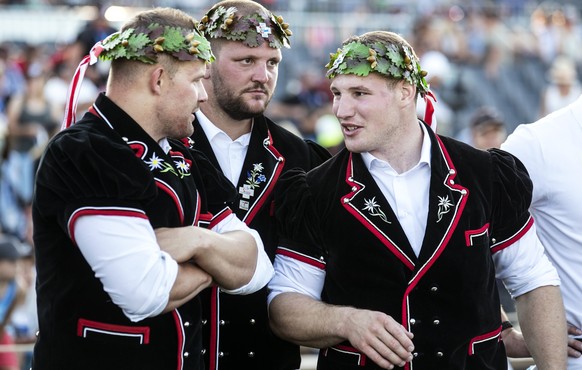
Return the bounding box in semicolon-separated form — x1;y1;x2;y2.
437;195;454;223
253;163;264;172
175;160;190;172
145;153;164;171
362;197;390;224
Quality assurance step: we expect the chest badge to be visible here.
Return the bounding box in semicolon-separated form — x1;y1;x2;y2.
362;197;390;224
238;163;267;211
437;195;453;222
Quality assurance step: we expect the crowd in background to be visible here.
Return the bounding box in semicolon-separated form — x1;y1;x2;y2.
1;0;581;369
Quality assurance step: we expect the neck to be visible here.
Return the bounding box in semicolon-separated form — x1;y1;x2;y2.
200;103;253;141
374;119;424;174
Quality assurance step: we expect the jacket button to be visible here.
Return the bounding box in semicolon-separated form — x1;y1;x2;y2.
184;352;189;358
433;319;440;325
201;319;207;325
201;349;206;355
430;286;438;293
249;319;256;325
409;318;416;325
219;320;226;326
248;352;255;358
436;351;444;358
219;352;225;358
184;321;190;327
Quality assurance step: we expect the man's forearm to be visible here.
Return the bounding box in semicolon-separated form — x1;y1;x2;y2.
516;285;567;369
269;292;349;348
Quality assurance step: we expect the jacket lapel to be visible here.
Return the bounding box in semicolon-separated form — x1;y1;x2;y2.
235;117;285;224
412;130;469;279
192;116;285;225
342;153;417;270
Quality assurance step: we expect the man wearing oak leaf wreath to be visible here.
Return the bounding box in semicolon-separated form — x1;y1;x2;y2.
268;30;567;370
31;7;273;370
190;1;330;370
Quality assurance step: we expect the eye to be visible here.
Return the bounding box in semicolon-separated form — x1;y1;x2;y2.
241;58;253;65
268;59;280;68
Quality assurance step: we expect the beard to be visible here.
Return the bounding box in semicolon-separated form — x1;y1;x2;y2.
211;72;272;121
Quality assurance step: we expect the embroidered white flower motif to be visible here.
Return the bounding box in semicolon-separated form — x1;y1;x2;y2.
245;163;267;189
253;163;264;172
362;197;390;224
175;160;190;173
437;195;454;223
145;153;164;171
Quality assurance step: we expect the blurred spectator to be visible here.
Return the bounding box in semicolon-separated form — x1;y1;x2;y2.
469;106;508;150
0;45;25;119
43;58;98;123
539;55;581;118
0;234;26;370
8;242;35;370
416;50;455;135
73;13;116;88
482;5;514;79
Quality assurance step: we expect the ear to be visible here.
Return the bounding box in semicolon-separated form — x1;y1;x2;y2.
204;62;212;80
400;80;416;105
149;66;165;95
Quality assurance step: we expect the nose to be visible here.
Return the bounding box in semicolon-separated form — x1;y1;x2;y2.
197;82;208;103
333;96;354;120
251;63;270;84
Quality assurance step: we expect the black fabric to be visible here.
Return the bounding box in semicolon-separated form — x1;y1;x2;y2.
191;115;331;370
32;93;235;370
275;125;530;370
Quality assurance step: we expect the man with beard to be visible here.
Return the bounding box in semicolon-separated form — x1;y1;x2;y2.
190;1;331;369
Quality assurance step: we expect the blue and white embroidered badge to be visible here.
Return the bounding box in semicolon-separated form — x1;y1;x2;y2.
238;163;267;210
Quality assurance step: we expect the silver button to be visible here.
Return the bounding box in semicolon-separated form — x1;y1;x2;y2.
201;349;206;355
430;286;438;292
184;321;190;327
409;318;416;325
219;352;225;358
433;319;440;325
491;238;497;244
219;320;226;326
248;352;255;358
343;198;350;203
436;351;444;357
278;156;284;162
249;319;256;325
184;352;189;358
413;352;419;358
449;169;456;175
201;319;207;325
461;189;467;195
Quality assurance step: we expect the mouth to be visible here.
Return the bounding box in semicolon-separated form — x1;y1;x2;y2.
341;123;360;134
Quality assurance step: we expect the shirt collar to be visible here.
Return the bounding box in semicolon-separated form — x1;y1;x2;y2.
195;110;252;146
361;122;432;172
158;138;171;154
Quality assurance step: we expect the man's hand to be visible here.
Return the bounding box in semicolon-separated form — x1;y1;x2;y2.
502;327;530;358
567;324;582;358
344;309;414;369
